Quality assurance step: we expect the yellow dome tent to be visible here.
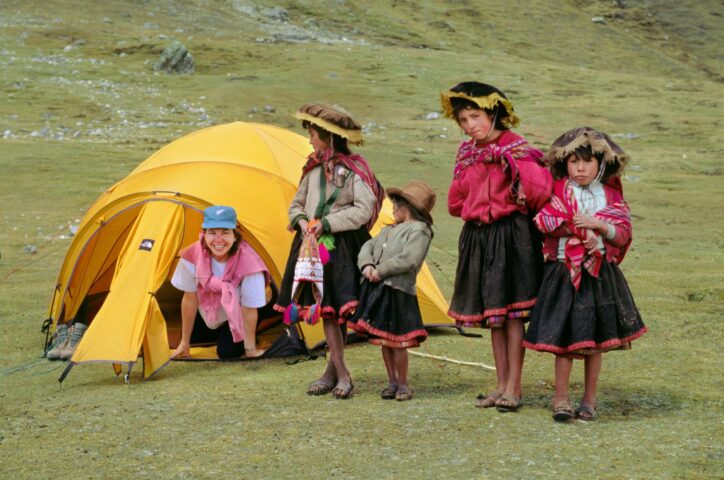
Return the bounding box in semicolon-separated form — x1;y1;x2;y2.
48;122;453;382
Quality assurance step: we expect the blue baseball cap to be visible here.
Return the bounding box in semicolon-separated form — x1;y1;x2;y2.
202;206;237;229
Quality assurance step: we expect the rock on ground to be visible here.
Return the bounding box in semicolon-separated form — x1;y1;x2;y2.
153;41;195;74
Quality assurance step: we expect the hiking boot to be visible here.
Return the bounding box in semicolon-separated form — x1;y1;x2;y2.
46;323;69;360
60;323;87;361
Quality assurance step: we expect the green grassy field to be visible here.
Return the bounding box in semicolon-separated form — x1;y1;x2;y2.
1;0;722;478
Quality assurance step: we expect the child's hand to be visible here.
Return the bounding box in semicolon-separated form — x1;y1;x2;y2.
573;213;603;231
583;229;599;254
308;221;324;239
362;265;374;280
368;267;382;283
298;219;309;234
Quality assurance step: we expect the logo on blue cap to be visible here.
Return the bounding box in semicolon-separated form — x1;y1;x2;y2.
202;206;237;229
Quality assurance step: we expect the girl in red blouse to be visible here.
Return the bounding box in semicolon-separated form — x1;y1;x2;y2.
442;82;552;412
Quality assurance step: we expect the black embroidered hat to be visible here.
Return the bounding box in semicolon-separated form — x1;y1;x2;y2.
440;81;520;128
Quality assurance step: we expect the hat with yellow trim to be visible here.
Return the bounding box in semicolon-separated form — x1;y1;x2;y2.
544;126;630;179
294;103;364;145
440;82;520;128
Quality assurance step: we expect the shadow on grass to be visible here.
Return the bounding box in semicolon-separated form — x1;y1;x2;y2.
517;383;686;420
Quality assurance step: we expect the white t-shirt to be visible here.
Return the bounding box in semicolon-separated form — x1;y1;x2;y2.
171;258;267;328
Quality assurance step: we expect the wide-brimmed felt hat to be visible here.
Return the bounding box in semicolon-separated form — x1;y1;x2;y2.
202;205;237;229
440;81;520;128
544;126;630;178
386;180;436;224
294;103;364;145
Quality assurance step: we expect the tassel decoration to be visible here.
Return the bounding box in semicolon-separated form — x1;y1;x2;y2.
318;244;330;265
283;303;299;326
306;303;322;325
318;233;335;252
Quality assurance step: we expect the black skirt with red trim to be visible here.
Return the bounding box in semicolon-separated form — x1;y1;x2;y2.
448;212;543;328
274;227;370;324
349;280;428;349
522;261;647;357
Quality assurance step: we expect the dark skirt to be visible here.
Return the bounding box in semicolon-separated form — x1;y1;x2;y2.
349;280;428;349
274;227;370;324
448;212;543;328
522;261;647;357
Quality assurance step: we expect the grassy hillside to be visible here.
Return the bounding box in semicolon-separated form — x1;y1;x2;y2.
1;1;722;478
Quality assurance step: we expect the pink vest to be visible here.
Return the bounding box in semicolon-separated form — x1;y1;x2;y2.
181;236;269;343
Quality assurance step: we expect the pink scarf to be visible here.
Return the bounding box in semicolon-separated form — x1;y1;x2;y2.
453;133;545;206
535;179;631;290
301;148;384;230
181;235;269;342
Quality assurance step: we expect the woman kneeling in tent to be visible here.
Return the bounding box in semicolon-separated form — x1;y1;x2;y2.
170;206;269;359
274;103;384;399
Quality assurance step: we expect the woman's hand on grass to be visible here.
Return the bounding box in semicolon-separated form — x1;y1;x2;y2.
171;341;190;359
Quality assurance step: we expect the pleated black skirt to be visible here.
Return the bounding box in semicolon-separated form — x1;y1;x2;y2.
523;261;647;357
448;212;543;328
349;280;428;349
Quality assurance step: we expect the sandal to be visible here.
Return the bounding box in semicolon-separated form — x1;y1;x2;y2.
395;386;413;402
552;399;574;422
495;394;522;412
307;379;334;396
575;403;597;421
475;390;502;408
380;384;398;400
332;380;354;400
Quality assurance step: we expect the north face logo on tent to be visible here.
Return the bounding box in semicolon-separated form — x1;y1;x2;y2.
139;239;155;251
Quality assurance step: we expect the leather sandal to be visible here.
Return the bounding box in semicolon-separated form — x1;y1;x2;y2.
475;390;502;408
380;384;398;400
552;399;574;422
575;403;597;421
395;386;413;401
307;379;334;396
332;380;354;400
495;394;522;412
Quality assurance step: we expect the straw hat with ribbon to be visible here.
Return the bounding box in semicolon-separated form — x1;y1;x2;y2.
294;103;364;145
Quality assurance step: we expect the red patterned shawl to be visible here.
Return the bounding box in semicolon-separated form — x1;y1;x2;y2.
301;148;384;230
453;136;545;206
534;179;632;290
